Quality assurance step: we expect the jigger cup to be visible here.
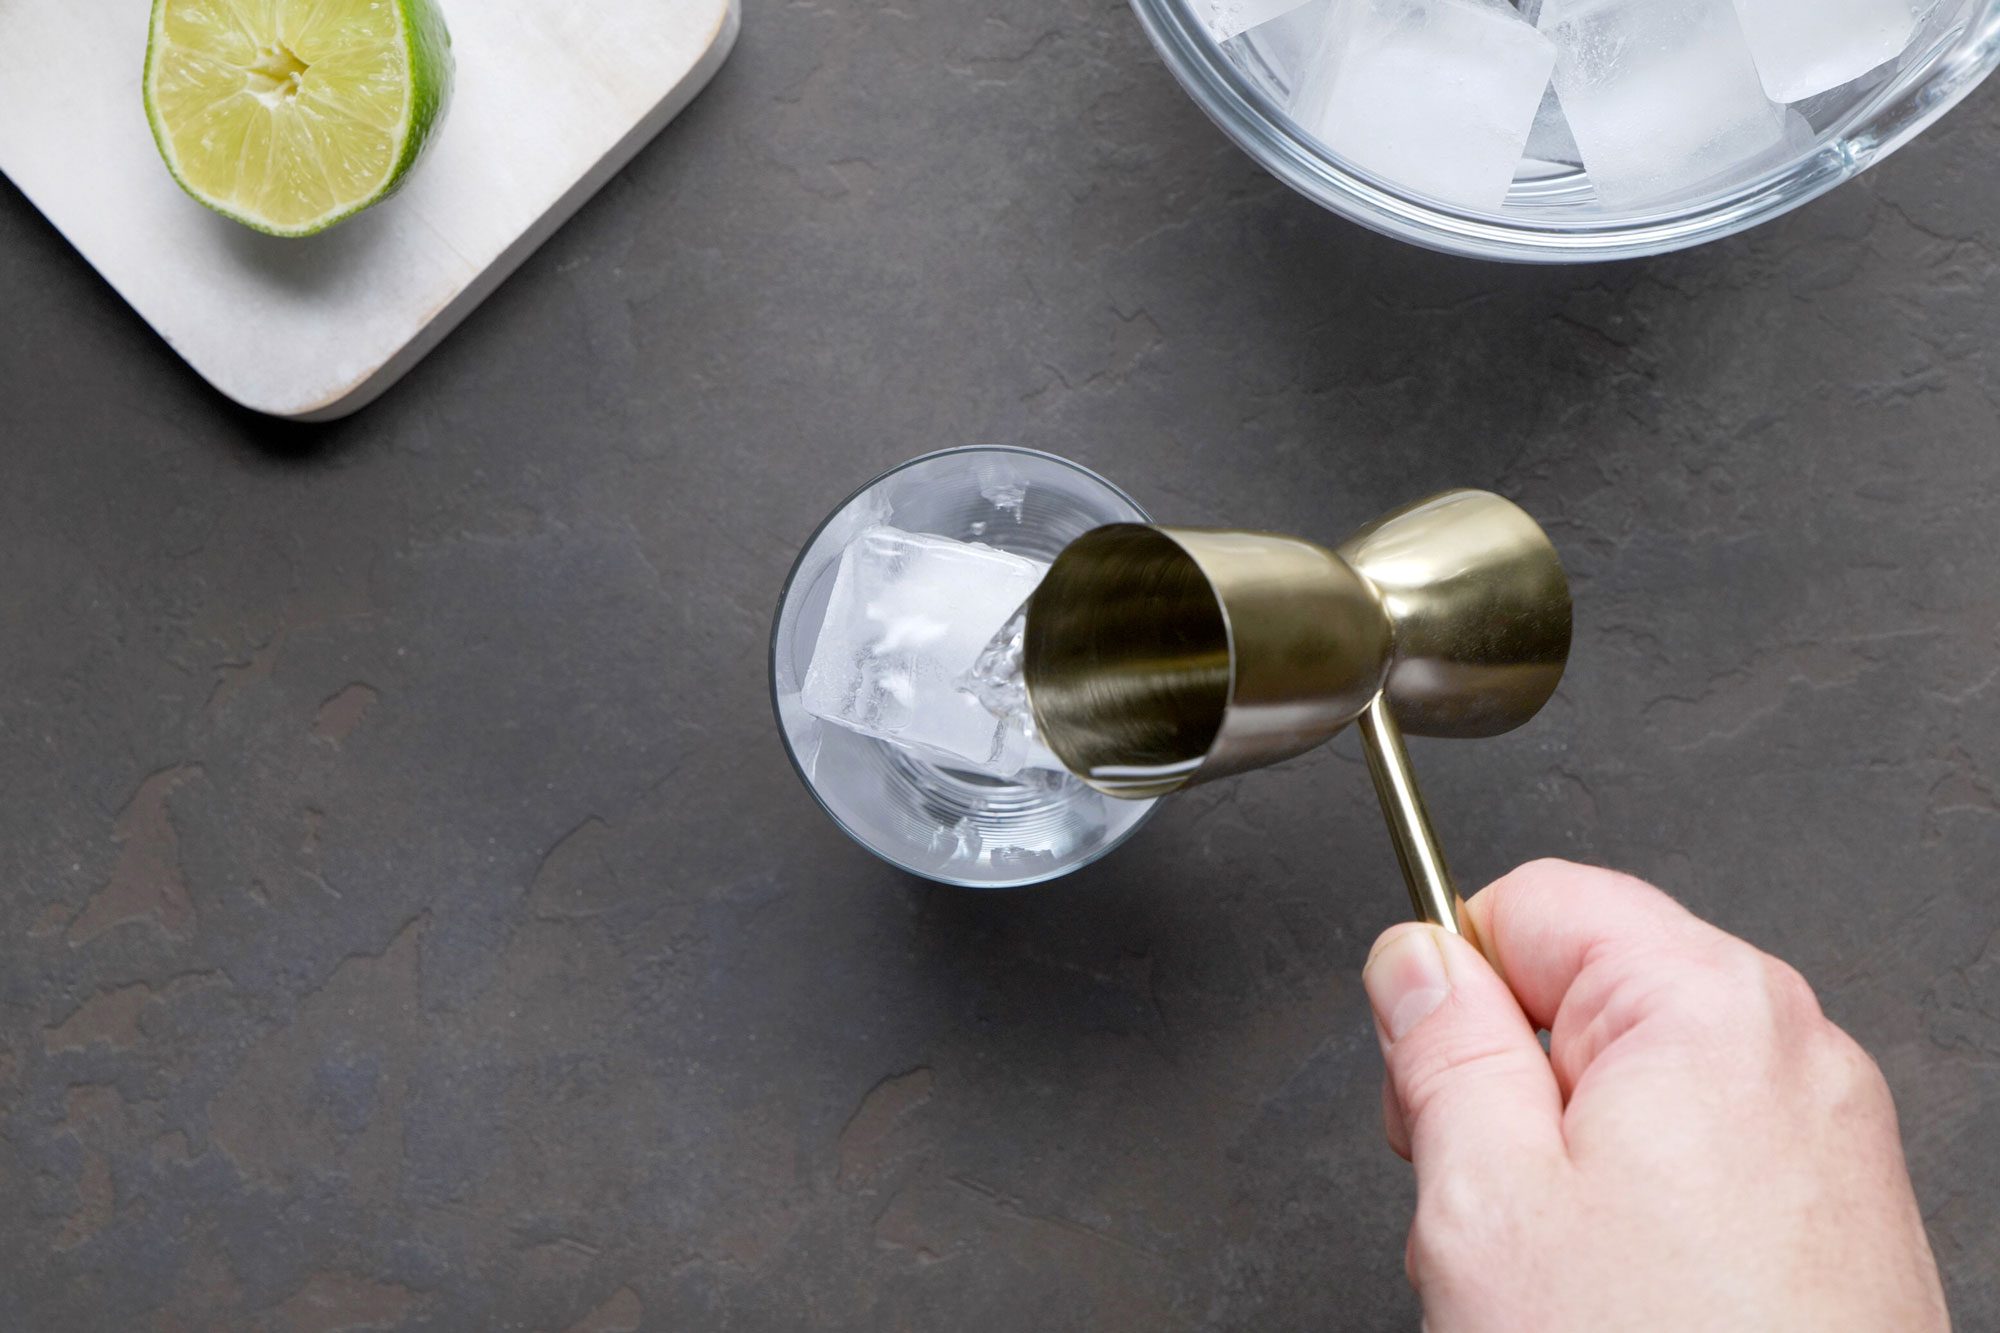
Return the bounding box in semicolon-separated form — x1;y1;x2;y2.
1022;490;1571;941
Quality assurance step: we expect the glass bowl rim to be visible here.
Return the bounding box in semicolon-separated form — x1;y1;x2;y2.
1128;0;2000;262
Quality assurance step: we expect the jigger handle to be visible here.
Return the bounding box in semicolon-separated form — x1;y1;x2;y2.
1357;696;1483;951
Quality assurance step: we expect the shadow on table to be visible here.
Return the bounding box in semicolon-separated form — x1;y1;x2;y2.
216;401;369;462
900;805;1371;1069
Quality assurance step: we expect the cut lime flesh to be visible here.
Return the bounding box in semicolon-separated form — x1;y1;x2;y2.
144;0;454;237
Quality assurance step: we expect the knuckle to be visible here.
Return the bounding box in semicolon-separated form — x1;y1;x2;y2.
1496;858;1673;913
1512;855;1583;883
1484;858;1590;923
1410;1171;1528;1277
1644;951;1743;1034
1758;956;1826;1027
1663;944;1824;1041
1814;1025;1896;1117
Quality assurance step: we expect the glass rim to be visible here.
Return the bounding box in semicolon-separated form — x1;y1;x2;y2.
1129;0;2000;263
768;445;1158;889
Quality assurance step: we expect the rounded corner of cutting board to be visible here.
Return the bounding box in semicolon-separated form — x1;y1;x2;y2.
260;2;742;425
267;0;744;425
183;350;397;422
2;0;747;424
717;0;746;48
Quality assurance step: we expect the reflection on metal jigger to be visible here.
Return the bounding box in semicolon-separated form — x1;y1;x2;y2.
1022;490;1572;946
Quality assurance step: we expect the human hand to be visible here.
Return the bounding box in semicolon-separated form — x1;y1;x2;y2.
1363;859;1949;1332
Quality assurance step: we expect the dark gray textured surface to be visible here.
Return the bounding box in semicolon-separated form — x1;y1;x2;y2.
3;0;1998;1326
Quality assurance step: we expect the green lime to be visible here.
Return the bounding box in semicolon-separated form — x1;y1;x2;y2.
144;0;454;237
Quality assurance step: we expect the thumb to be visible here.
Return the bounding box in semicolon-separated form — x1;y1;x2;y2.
1364;923;1567;1183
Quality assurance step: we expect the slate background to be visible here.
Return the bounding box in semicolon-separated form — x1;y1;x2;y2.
3;0;1996;1328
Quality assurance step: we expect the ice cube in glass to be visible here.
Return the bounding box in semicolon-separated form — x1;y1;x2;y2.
801;526;1049;776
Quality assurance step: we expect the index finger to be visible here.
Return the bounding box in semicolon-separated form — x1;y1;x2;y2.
1463;858;1710;1034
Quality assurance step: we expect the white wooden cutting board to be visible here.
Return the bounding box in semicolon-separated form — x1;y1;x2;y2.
0;0;739;420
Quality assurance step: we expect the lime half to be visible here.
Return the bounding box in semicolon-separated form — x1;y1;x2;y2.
144;0;454;237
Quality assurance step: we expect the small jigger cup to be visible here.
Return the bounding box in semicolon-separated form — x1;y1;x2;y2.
1022;490;1571;945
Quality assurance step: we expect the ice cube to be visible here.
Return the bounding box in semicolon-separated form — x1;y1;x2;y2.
1726;107;1822;179
802;527;1051;777
962;601;1034;733
1195;0;1320;43
1226;0;1335;94
1521;84;1582;173
976;460;1028;522
1731;0;1916;104
1539;0;1786;209
1290;0;1556;212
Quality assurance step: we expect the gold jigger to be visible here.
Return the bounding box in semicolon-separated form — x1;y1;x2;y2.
1021;490;1571;944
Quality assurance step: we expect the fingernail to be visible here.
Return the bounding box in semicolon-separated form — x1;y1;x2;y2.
1364;926;1452;1044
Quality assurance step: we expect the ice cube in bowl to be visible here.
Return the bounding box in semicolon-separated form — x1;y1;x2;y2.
1733;0;1920;104
1140;0;2000;259
1194;0;1319;41
1289;0;1557;212
1538;0;1786;210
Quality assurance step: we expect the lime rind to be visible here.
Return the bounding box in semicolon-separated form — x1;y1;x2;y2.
143;0;455;238
393;0;453;192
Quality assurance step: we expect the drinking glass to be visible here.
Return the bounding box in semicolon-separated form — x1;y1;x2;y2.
771;447;1160;887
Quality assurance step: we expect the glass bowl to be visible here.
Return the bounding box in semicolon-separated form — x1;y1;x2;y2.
1129;0;2000;261
771;447;1160;888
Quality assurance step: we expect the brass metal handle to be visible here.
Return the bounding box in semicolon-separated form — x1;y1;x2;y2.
1357;695;1479;948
